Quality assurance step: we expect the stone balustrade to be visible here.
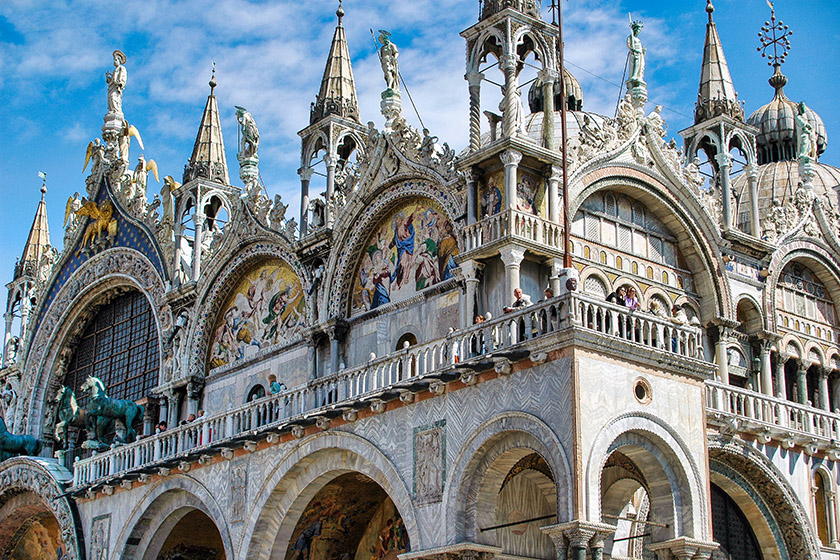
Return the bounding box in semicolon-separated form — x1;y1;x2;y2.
461;209;562;253
71;292;705;487
706;380;840;449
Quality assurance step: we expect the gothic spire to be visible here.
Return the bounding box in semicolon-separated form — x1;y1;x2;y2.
18;179;50;279
694;0;744;123
184;64;230;185
310;2;360;125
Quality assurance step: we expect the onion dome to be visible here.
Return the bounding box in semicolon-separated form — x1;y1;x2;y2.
747;67;827;164
528;68;583;113
733;159;840;232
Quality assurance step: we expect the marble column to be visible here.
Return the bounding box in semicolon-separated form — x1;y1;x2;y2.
820;367;832;411
2;312;12;368
548;165;562;223
716;331;730;385
499;245;526;306
828;485;840;548
775;352;788;399
324;154;337;227
715;153;733;231
539;69;559;150
172;223;184;286
797;360;808;405
747;164;760;237
461;260;484;328
299;166;314;237
191;212;205;281
500;54;519;138
329;328;341;376
158;395;168;424
465;168;479;225
759;341;773;396
466;71;484;153
501;149;522;212
549;258;563;297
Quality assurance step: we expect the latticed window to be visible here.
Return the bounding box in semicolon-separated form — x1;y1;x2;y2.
64;291;160;408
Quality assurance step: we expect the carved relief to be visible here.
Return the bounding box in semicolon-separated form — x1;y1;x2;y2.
231;458;248;523
414;420;445;504
90;514;110;560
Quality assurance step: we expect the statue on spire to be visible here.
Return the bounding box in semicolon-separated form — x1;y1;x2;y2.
378;31;400;94
105;50;128;117
626;21;646;86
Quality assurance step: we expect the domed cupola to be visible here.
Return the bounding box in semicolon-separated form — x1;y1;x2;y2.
528;67;583;113
747;66;827;165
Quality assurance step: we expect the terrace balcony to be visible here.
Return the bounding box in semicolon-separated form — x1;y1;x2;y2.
459;209;564;260
70;292;707;488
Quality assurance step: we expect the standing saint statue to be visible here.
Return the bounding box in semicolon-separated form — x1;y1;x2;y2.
627;21;646;85
378;31;400;93
796;102;818;161
106;50;127;117
235;106;260;161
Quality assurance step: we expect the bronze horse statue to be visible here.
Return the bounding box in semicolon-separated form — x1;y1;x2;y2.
54;386;87;446
0;417;41;461
81;376;143;446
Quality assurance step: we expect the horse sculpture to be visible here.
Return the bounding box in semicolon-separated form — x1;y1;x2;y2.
54;386;87;446
0;417;41;460
81;376;143;448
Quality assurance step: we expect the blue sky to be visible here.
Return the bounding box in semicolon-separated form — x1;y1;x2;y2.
1;0;838;287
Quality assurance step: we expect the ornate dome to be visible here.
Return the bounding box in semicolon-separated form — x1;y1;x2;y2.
747;68;827;165
733;159;840;232
522;110;608;147
528;67;584;113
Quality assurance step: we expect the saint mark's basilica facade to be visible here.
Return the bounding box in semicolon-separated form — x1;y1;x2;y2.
0;1;839;559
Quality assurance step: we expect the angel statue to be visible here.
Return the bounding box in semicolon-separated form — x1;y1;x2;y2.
378;31;400;93
161;176;179;226
64;192;82;229
627;20;646;85
235;106;260;161
83;138;104;175
105;50;127;117
118;120;144;165
132;154;160;199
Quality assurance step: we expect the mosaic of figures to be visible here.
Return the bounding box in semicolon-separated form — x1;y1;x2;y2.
6;515;68;560
285;473;409;560
209;259;305;369
353;198;458;313
479;170;544;218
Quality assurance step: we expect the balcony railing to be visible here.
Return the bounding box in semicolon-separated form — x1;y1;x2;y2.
461;210;563;253
706;381;840;445
71;292;705;487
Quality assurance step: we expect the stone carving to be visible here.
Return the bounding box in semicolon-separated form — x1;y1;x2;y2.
415;422;445;504
378;31;400;93
0;381;18;427
796;102;818;162
627;21;646;85
90;515;110;560
105;50;127;117
269;194;288;229
236;106;260;161
131;154;159;203
231;459;248;522
63;193;82;231
500;84;526;138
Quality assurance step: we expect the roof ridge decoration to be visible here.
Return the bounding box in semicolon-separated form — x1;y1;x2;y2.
694;0;744;124
184;63;231;185
311;1;360;125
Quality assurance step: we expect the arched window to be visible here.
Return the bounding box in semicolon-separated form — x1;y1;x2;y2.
247;384;266;403
815;470;832;546
777;263;837;328
63;291;160;409
396;332;417;351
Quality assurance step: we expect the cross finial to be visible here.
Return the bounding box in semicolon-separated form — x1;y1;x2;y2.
757;2;793;68
38;171;47;197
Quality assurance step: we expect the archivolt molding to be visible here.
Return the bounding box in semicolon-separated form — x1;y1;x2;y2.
239;431;418;560
585;411;707;540
0;458;82;560
114;474;233;560
569;171;727;320
444;411;573;544
190;240;310;379
708;435;821;560
326;177;463;319
17;247;167;436
763;242;840;334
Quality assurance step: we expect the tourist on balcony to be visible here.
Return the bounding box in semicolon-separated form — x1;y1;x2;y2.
624;287;640;311
269;374;286;394
472;315;486;356
504;287;533;313
155;421;167;434
544;287;554;300
606;286;627;306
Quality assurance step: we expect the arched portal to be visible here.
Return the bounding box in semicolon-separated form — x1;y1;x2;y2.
600;451;652;559
710;483;763;560
149;509;226;560
283;472;409;560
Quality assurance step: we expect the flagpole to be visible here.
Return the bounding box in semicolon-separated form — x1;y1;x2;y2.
556;1;571;268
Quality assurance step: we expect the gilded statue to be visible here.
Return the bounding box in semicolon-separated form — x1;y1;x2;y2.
75;198;118;253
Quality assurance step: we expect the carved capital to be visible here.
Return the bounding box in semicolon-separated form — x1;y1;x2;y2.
298;166;314;182
498;245;526;267
538;68;560;83
500;54;518;71
500;149;523;167
465;71;485;88
459;259;484;281
714;152;732;168
548;165;563;182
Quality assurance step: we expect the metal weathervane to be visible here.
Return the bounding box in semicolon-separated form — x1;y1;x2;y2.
757;1;793;67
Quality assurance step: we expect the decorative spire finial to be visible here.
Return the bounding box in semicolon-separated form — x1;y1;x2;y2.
38;171;47;197
336;0;344;23
209;61;217;93
706;0;714;22
757;2;793;69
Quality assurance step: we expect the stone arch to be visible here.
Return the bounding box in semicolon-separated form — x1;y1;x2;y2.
586;412;706;541
571;168;726;321
191;240;309;378
736;294;765;334
467;28;507;73
18;248;167;437
579;267;610;299
0;458;82;560
115;474;233;560
812;462;835;548
708;435;821;559
445;412;573;546
240;431;418;560
303;130;331;166
326;177;462;319
765;242;840;333
512;27;552;69
611;276;645;307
